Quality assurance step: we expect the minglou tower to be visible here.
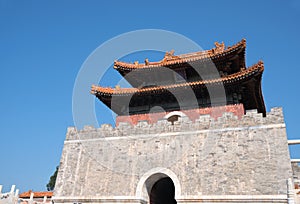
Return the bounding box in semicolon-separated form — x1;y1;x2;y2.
53;39;300;204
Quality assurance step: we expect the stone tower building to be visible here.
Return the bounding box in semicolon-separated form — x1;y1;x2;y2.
53;39;297;203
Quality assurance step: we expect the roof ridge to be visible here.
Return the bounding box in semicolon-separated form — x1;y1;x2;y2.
113;39;246;69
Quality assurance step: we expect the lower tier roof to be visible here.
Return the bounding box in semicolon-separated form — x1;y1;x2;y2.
91;61;265;116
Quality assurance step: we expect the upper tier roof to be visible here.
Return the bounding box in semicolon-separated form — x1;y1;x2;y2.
114;39;246;71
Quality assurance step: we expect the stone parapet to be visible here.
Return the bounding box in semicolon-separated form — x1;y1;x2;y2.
66;107;284;141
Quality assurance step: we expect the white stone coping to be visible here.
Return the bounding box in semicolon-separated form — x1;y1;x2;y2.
288;139;300;145
177;194;287;199
65;123;286;143
52;195;288;203
291;159;300;163
52;196;146;203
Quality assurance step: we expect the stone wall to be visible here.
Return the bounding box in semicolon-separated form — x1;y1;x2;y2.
53;107;293;203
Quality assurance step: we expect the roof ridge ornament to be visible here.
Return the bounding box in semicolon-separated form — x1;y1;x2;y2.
163;49;175;60
145;58;149;65
213;41;225;54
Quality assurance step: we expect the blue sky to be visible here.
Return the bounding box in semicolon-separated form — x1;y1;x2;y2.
0;0;299;193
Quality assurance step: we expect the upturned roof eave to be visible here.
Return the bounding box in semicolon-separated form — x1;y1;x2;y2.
91;61;263;97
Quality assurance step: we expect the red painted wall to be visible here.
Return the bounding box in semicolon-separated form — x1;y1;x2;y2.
116;104;244;126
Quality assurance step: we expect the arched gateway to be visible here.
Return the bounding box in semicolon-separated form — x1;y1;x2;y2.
136;167;181;203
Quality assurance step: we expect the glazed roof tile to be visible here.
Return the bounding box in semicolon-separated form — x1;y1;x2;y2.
19;191;53;198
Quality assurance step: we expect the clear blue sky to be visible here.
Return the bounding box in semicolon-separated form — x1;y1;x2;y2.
0;0;299;193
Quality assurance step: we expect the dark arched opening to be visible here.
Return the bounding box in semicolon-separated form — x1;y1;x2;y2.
150;177;177;204
167;115;181;125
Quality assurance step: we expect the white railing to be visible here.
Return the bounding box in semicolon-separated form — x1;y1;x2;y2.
288;140;300;145
292;159;300;163
0;185;49;204
0;185;19;204
289;140;300;164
